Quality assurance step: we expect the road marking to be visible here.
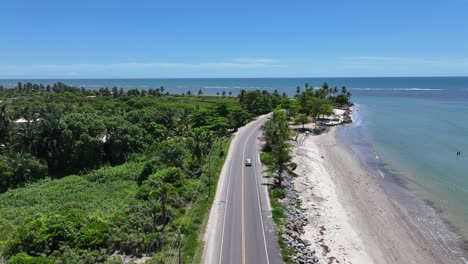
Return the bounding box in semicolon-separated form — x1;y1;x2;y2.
242;119;270;264
218;115;270;264
252;128;271;264
218;148;234;264
242;149;246;264
241;123;259;264
377;169;385;179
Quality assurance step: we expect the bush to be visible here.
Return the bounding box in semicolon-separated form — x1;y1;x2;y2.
10;210;83;255
7;253;54;264
85;162;144;183
0;153;47;193
259;152;273;167
270;188;286;199
77;219;110;249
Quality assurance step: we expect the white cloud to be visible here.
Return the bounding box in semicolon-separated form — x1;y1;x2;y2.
0;58;284;78
231;58;277;64
342;56;468;65
0;58;279;71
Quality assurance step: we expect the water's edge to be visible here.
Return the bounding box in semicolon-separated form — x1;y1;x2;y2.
336;107;468;263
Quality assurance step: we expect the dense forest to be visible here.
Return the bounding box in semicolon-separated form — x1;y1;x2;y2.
0;82;350;263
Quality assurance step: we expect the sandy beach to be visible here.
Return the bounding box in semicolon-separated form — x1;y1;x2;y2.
291;128;459;264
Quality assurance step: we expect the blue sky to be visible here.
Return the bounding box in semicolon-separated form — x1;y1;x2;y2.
1;0;467;78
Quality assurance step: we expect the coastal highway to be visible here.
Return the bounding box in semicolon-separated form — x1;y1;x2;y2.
203;114;283;264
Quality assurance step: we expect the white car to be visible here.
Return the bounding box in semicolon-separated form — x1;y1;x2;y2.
245;159;252;167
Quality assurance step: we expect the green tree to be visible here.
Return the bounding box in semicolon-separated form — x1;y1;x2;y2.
270;142;295;186
308;98;333;121
62;113;106;172
188;128;213;162
11;121;41;157
103;117;144;165
261;111;290;152
261;110;295;187
156;140;187;168
36;110;66;172
293;114;309;130
0;104;11;146
7;253;54;264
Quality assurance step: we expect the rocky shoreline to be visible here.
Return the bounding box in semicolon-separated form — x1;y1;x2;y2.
271;108;352;264
280;174;320;264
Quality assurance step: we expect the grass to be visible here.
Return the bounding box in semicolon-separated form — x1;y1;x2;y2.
0;169;140;253
261;151;294;263
182;138;232;264
0;136;232;263
269;187;294;263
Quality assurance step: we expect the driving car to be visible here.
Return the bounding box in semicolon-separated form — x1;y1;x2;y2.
245;159;252;166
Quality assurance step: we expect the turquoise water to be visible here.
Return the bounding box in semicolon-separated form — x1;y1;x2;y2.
354;90;468;238
2;77;468;247
1;76;468;93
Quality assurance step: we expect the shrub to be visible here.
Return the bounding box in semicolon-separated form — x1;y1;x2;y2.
10;210;83;255
7;253;54;264
77;219;110;249
85;162;143;183
0;153;47;192
270;188;286;199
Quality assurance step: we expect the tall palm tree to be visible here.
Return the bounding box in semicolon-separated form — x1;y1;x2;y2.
37;111;65;171
148;182;180;229
189;128;214;161
270;142;295;187
178;108;193;135
0;104;11;146
11;121;41;157
333;87;338;97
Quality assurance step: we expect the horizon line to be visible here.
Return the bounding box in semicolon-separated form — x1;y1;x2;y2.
1;76;468;80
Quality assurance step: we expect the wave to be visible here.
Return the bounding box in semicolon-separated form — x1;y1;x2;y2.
202;86;269;89
202;86;233;89
350;88;445;91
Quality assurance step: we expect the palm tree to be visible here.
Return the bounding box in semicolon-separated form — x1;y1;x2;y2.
11;121;41;157
238;89;246;104
261;111;290;152
341;86;348;95
333;87;338;97
0;104;11;145
148;182;180;229
296;86;301;95
157;182;169;226
293;114;309;130
177;108;192;136
37;111;65;171
189;128;214;161
270;142;295;187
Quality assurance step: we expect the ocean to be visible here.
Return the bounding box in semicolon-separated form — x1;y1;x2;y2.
2;77;468;256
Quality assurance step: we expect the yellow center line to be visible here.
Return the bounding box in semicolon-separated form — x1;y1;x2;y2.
241;120;264;264
241;155;246;264
241;134;247;264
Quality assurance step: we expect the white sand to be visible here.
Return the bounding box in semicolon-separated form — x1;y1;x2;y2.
292;129;451;264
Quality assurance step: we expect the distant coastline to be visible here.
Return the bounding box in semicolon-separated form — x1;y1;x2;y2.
1;77;468;94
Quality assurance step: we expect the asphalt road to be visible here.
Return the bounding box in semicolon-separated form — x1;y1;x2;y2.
203;114;283;264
